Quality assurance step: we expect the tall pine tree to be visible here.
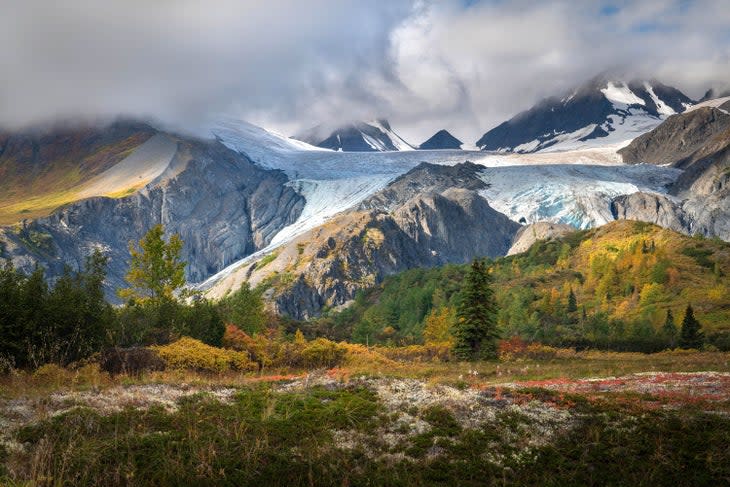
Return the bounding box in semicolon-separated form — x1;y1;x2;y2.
453;259;499;361
679;304;704;349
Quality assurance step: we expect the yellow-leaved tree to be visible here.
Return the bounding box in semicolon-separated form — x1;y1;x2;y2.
423;306;455;346
118;224;186;303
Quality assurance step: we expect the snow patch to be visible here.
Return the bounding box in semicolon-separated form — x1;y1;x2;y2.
369;120;415;151
601;82;646;107
684;96;730;114
644;82;676;116
77;134;177;199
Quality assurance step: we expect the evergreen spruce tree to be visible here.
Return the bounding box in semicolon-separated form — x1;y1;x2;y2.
453;259;499;361
567;287;578;313
679;304;704;349
662;309;677;349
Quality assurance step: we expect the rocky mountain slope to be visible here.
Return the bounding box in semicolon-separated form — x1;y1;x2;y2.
617;97;730;239
418;129;463;150
476;76;694;153
205;162;519;319
700;88;730;102
0;121;305;296
294;120;414;152
4;102;729;310
507;222;574;255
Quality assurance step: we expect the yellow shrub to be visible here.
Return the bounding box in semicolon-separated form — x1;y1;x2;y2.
153;337;256;373
32;363;67;386
340;343;396;367
377;344;452;363
72;363;109;387
275;340;307;367
301;338;347;368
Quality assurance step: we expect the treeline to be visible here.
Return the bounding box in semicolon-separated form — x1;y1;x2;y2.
0;252;113;368
0;225;274;370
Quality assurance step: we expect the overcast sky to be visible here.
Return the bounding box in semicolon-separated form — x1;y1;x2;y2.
2;0;729;144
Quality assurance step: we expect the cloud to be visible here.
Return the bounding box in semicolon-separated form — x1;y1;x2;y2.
380;0;730;143
0;0;412;132
1;0;729;144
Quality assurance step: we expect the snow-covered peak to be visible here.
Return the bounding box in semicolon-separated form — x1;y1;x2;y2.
293;119;414;152
476;76;694;154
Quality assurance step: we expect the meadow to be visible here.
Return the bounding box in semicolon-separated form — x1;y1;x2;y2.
2;344;729;486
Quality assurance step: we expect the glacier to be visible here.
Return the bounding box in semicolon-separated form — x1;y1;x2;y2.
197;118;681;289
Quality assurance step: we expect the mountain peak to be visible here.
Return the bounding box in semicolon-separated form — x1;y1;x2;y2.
293;119;413;152
476;76;694;153
418;129;463;150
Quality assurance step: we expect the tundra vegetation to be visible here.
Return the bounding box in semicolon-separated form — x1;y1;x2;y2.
1;221;729;485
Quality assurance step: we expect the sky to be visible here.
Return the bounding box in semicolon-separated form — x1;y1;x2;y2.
1;0;729;144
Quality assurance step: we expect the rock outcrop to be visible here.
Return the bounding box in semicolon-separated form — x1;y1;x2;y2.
610;193;688;234
507;222;575;256
418;130;463;150
207;162;519;319
618;103;730;169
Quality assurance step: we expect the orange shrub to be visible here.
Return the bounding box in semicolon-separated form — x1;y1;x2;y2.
222;324;280;368
498;336;529;361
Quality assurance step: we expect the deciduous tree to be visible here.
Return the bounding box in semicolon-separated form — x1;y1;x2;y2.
118;224;186;303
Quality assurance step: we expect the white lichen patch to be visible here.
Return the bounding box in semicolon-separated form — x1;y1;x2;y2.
0;384;238;454
291;375;579;464
47;384;238;415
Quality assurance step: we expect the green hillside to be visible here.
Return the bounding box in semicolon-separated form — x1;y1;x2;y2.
305;220;730;351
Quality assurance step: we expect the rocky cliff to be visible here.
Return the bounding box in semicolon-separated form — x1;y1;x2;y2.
507;222;574;256
0;124;304;297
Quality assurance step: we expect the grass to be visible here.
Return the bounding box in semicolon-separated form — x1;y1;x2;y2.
256;252;279;269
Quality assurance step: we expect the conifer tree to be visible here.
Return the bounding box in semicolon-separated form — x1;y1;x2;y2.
453;259;499;361
679;304;704;349
662;309;677;348
567;287;578;313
